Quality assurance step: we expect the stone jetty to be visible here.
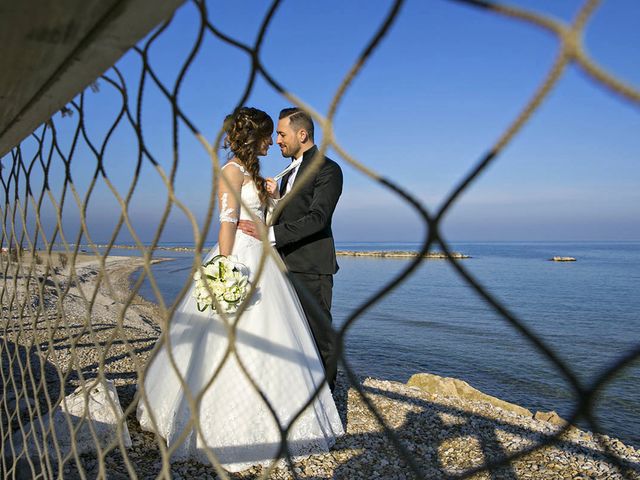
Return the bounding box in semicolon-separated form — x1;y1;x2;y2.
336;250;470;259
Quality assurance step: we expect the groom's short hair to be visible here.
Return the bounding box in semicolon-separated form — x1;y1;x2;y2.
279;108;314;141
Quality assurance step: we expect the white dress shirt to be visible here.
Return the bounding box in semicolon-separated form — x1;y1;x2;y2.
268;155;303;244
284;156;302;195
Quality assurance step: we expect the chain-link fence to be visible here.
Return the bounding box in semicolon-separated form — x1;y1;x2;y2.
1;0;639;478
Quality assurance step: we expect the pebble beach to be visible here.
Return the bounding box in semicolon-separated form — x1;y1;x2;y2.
2;255;639;479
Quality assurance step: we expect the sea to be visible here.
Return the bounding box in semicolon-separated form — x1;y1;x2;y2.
120;241;640;448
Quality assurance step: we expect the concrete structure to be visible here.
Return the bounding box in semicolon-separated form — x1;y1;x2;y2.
0;0;185;157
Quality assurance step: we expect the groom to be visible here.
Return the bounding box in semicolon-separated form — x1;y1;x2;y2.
238;107;343;390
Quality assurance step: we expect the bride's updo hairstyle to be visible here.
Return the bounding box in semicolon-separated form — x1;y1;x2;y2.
223;107;273;206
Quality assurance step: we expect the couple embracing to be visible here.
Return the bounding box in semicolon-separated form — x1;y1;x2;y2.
137;107;344;472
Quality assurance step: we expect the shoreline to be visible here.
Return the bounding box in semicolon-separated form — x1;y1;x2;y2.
57;244;472;259
3;257;639;478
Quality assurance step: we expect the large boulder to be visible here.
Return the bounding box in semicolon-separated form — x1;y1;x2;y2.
534;410;568;426
407;373;533;418
11;378;131;460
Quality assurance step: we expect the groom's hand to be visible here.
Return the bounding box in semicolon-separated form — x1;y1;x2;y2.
237;220;261;240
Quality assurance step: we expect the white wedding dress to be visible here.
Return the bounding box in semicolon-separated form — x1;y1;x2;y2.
137;162;343;472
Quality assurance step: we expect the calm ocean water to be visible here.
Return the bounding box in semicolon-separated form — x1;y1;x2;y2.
125;241;640;448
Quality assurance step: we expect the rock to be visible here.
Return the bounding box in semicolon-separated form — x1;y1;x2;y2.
12;379;131;459
550;256;576;262
407;373;533;418
534;410;568;427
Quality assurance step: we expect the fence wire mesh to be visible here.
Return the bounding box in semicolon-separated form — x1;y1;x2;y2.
1;0;639;479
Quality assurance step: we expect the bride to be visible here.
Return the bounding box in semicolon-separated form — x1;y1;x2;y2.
137;107;344;472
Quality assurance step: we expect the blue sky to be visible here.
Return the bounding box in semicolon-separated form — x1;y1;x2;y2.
12;0;640;244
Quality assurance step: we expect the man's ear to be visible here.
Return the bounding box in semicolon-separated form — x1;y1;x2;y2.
298;129;308;143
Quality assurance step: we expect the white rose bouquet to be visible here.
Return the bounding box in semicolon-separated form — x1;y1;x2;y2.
192;255;250;313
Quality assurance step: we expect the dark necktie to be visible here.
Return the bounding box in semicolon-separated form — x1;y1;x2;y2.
280;161;300;195
279;170;291;196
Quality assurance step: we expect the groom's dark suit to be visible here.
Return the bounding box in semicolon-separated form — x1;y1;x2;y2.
273;145;342;388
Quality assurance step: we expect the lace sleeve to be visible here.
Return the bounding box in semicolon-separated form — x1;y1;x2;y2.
219;192;238;224
218;163;244;225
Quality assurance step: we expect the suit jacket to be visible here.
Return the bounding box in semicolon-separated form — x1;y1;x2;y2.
273;145;343;275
